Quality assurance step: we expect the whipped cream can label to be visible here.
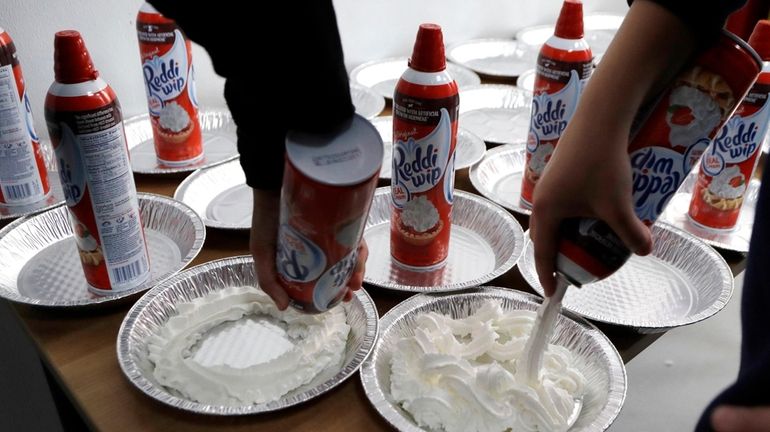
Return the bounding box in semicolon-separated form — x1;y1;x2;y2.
556;32;761;285
277;157;378;314
688;77;770;229
137;7;202;166
0;31;50;206
391;75;459;268
45;83;151;294
520;38;592;206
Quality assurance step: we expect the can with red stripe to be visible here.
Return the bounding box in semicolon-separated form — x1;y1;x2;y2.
0;28;50;206
137;3;203;166
520;0;593;207
45;31;151;294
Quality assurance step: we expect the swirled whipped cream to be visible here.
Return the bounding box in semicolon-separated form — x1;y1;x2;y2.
159;101;191;132
147;286;349;405
529;143;554;176
667;86;721;148
401;195;439;233
390;300;585;432
709;165;745;199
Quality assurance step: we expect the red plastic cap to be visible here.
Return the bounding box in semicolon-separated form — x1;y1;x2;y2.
554;0;584;39
749;20;770;60
54;30;99;84
408;23;446;72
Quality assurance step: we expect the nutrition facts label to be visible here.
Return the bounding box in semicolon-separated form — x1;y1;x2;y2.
0;64;45;204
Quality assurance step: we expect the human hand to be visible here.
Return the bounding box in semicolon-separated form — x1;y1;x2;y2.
712;405;770;432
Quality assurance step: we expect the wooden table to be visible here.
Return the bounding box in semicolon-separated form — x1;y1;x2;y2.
6;162;748;432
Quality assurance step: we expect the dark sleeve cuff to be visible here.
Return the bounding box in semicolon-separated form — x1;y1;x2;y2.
629;0;747;46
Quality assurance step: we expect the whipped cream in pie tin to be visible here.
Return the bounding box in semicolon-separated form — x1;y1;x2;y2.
174;159;251;230
446;39;538;78
351;83;385;119
469;145;532;216
659;172;759;253
0;193;204;307
369;116;486;179
360;287;626;432
520;223;734;333
117;255;378;415
458;84;531;145
363;187;524;292
125;109;238;174
349;57;481;100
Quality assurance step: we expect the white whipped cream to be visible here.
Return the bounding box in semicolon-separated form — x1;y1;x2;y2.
158;101;191;133
390;300;585;432
667;86;721;148
708;165;745;199
147;286;350;405
401;195;439;233
529;143;554;176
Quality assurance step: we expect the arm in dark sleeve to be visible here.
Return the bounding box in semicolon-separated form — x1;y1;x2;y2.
148;1;354;190
629;0;747;45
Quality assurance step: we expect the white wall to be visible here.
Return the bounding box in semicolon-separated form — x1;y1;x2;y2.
3;0;627;139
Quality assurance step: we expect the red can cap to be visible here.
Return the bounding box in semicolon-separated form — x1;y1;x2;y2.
554;0;584;40
54;30;99;84
749;20;770;60
408;23;446;73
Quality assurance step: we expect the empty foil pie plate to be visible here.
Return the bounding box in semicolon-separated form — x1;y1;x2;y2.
469;144;531;215
516;68;536;93
370;116;486;179
125;110;238;175
363;187;524;292
349;57;481;100
351;83;386;119
659;173;759;253
174;159;251;230
520;223;734;332
117;255;378;415
360;287;626;432
459;84;531;145
446;39;538;78
0;139;65;221
0;193;205;307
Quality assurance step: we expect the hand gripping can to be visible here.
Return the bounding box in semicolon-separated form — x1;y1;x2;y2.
688;21;770;230
0;28;50;205
137;2;203;166
390;23;459;269
555;31;761;286
276;114;382;314
520;0;593;207
45;31;151;294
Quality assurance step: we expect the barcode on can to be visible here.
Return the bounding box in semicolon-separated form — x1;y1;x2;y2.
112;256;148;284
3;183;34;201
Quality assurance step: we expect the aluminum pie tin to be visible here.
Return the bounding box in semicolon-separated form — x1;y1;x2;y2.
515;13;625;62
469;144;531;215
351;83;385;119
0;139;65;221
125;109;238;175
117;255;379;415
458;84;532;145
446;38;538;78
0;193;205;308
520;223;734;333
360;287;626;432
363;187;525;292
516;68;536;93
349;57;481;100
370;116;487;179
660;172;759;253
174;159;251;230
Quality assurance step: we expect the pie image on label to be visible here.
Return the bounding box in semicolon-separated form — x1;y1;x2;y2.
73;221;103;266
155;101;193;144
396;195;443;246
702;165;746;210
526;142;553;184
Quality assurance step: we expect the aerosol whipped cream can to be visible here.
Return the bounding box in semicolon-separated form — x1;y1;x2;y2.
555;30;761;286
276;114;382;313
688;20;770;230
390;23;459;269
0;28;50;206
520;0;593;207
137;2;203;166
45;31;151;294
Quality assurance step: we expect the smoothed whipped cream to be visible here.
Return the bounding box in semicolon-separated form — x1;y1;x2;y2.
709;165;744;199
159;101;191;132
147;286;350;405
401;195;439;233
390;300;585;432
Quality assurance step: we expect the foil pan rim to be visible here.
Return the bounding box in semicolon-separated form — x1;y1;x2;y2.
468;144;532;216
173;160;249;231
